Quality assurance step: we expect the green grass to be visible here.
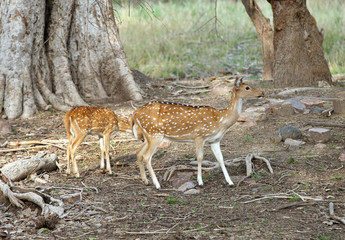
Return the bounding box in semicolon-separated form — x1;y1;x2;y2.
116;0;345;79
166;196;181;204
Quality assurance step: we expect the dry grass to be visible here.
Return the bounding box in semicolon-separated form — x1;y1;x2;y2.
116;0;345;79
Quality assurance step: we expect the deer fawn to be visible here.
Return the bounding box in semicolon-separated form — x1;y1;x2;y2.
131;78;264;189
64;106;119;177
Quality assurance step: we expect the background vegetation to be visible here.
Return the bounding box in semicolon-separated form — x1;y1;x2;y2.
116;0;345;80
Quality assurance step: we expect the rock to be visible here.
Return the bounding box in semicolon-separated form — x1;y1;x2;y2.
310;106;323;114
0;120;11;134
315;143;327;150
241;120;257;128
284;138;305;147
177;181;196;192
60;193;82;204
238;111;266;122
333;99;345;114
301;98;325;107
278;102;295;116
277;125;302;141
170;172;194;189
158;139;171;149
269;101;294;117
184;189;200;195
283;98;307;113
339;152;345;162
308;128;332;143
210;87;231;96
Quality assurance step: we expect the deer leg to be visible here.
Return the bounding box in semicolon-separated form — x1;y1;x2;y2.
136;141;149;185
142;136;163;189
210;141;234;185
99;135;105;173
104;133;112;175
66;128;75;176
195;139;205;186
66;137;72;176
70;133;87;178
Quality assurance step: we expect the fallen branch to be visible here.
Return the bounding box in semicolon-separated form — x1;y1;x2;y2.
329;202;345;225
6;140;66;150
0;145;49;153
172;82;209;89
272;202;318;211
1;151;58;181
302;121;345;128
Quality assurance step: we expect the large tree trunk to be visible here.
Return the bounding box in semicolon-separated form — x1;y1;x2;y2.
241;0;274;81
268;0;332;87
0;0;142;119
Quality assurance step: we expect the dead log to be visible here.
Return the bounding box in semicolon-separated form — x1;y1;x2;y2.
1;151;58;181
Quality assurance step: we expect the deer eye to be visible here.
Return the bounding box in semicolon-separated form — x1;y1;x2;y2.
245;86;250;90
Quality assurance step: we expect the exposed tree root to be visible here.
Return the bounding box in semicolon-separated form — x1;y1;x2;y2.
163;154;273;181
0;152;64;218
329;202;345;225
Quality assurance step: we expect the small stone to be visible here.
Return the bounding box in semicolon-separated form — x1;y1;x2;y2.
284;98;307;113
241;120;257;128
315;143;327;150
170;172;193;189
177;181;196;192
338;152;345;162
284;138;305;147
310;106;323;114
60;193;82;204
184;189;200;195
0;120;12;134
277;125;302;141
301;98;325;107
308;128;332;143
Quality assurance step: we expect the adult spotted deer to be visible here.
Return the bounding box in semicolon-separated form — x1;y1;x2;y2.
64;106;119;177
131;78;264;189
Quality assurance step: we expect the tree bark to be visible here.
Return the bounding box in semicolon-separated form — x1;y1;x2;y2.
0;0;142;119
268;0;332;87
241;0;274;81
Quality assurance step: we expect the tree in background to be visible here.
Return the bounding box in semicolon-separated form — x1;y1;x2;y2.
241;0;332;87
0;0;142;119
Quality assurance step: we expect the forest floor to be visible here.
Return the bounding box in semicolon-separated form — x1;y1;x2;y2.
1;76;345;240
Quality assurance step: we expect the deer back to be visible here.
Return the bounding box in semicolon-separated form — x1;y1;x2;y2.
133;102;224;141
65;106;118;135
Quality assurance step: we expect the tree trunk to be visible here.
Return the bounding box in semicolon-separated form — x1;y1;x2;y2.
0;0;142;119
241;0;274;81
268;0;332;87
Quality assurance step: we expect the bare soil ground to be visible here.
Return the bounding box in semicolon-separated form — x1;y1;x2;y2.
1;78;345;240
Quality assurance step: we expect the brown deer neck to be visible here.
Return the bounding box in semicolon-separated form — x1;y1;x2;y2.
219;89;242;124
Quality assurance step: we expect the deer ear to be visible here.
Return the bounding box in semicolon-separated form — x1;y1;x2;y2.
234;77;240;90
239;77;243;84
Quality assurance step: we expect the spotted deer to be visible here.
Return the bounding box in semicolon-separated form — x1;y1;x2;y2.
131;78;264;189
64;106;119;177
